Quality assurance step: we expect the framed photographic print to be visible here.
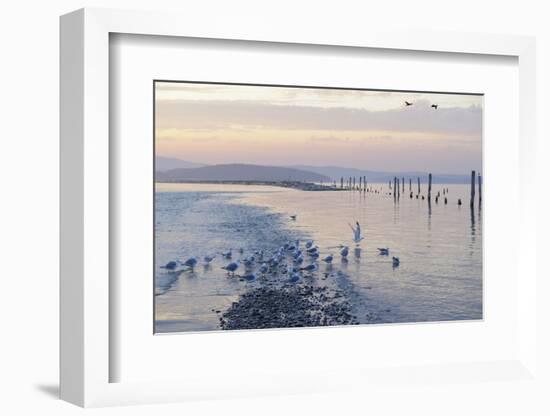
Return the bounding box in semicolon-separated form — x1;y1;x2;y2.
153;81;483;334
60;8;538;407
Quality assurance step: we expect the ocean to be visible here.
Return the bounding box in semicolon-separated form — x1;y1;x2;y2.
154;182;482;333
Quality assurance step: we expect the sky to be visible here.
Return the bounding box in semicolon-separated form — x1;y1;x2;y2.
155;82;483;174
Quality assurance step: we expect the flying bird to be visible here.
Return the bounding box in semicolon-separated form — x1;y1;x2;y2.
349;221;363;244
392;257;400;267
405;101;413;106
431;104;438;109
377;248;390;256
290;214;297;220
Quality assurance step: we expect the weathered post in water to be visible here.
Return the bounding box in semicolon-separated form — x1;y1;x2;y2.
428;173;432;201
364;176;367;192
470;170;476;208
417;177;421;194
478;174;482;207
409;178;412;192
402;177;405;193
340;177;343;189
397;178;401;199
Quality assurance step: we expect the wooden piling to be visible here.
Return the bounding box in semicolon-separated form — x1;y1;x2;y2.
397;177;400;199
428;173;432;201
340;177;343;189
417;177;420;194
470;170;475;208
364;176;367;192
409;178;412;192
478;174;482;206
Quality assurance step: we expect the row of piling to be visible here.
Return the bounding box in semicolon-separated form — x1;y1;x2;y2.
337;171;482;208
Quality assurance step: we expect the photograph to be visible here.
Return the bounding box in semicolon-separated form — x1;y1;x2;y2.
154;81;483;333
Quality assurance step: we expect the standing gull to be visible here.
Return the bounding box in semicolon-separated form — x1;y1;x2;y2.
222;262;239;276
322;254;334;264
182;257;198;270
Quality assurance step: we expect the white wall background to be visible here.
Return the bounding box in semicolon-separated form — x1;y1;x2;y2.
0;1;548;415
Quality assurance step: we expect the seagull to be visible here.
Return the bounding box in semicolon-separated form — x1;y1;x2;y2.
203;254;216;264
322;254;334;264
161;261;178;270
377;248;390;256
305;240;314;249
392;257;400;267
349;221;364;244
221;249;232;259
182;257;198;270
431;104;438;109
294;255;304;265
259;263;269;274
288;271;301;283
300;263;318;272
310;252;320;260
241;273;256;282
306;246;318;254
242;257;255;268
405;101;413;106
221;262;239;275
290;214;297;220
340;246;349;257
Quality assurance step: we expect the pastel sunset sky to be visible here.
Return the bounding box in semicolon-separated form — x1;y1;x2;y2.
155;82;482;174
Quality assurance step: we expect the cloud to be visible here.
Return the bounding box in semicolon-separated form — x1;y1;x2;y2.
155;99;482;137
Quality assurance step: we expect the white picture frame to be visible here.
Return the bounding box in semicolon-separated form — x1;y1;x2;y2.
60;7;537;407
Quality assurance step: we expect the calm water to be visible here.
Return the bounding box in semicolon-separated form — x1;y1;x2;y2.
155;183;482;333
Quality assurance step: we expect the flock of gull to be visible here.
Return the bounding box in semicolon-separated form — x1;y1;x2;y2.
161;221;400;283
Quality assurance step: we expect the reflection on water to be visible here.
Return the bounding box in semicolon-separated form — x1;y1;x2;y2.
155;183;483;332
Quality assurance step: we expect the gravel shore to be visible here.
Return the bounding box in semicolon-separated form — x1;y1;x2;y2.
219;284;361;330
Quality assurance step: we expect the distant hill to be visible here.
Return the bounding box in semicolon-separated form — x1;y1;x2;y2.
156;163;332;183
155;156;205;171
290;165;475;184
